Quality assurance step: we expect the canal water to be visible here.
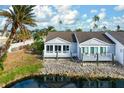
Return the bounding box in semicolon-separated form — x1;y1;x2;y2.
6;75;124;88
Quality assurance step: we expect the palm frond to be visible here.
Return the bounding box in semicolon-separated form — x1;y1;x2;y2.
0;10;12;18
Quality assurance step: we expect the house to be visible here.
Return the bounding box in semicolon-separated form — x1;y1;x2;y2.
75;32;115;61
44;31;124;65
44;32;77;58
106;32;124;65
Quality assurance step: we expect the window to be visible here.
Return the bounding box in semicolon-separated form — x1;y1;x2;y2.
55;45;61;52
67;46;69;51
100;47;106;54
55;45;58;52
46;45;49;52
63;45;69;53
94;47;98;54
46;45;53;53
90;47;98;54
90;47;94;54
82;47;89;54
58;45;61;52
50;45;53;52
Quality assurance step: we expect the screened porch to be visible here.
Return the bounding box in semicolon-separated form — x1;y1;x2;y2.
81;46;114;61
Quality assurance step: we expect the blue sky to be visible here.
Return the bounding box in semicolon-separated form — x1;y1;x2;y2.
0;5;124;31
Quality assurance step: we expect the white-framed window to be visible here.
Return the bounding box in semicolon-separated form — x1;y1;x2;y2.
46;45;53;53
49;45;53;53
55;45;61;53
63;45;69;53
100;47;106;54
82;47;89;54
90;47;98;54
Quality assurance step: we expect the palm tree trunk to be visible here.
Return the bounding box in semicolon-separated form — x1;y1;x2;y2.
0;23;19;57
5;25;18;50
0;25;17;58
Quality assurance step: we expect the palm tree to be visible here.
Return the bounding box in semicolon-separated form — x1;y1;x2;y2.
65;29;72;32
93;15;100;31
102;26;107;31
59;20;62;31
0;5;36;56
15;27;31;42
117;25;120;31
76;28;82;32
90;29;92;32
47;26;55;32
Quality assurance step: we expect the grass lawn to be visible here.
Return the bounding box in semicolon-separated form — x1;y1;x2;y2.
0;49;43;87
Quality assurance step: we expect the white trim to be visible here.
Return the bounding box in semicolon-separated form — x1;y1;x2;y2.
74;32;79;44
45;37;71;44
79;38;113;45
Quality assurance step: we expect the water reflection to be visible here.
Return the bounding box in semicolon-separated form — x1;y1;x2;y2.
7;75;124;88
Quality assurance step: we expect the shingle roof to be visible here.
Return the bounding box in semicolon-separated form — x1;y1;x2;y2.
108;31;124;45
45;32;77;42
76;32;114;44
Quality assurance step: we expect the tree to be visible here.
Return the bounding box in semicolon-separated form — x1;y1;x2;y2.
47;26;56;32
102;26;107;31
0;5;36;57
31;32;44;54
14;27;31;42
93;15;100;31
59;20;63;31
76;28;82;32
117;25;120;31
90;29;92;32
45;26;56;35
66;29;72;32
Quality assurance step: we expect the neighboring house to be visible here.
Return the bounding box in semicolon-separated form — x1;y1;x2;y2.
44;32;77;58
106;32;124;65
44;31;124;65
75;32;115;61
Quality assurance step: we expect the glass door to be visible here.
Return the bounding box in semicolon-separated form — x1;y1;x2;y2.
55;45;61;53
100;47;106;54
90;47;98;54
82;47;89;54
90;47;94;54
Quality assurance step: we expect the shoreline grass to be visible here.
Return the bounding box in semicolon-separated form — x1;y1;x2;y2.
0;62;42;86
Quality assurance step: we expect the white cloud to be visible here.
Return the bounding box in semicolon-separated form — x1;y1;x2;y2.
102;21;109;25
54;5;71;14
63;10;78;24
82;14;87;18
53;5;79;25
33;5;54;22
90;9;98;13
100;8;106;12
86;19;92;23
114;5;124;11
98;11;106;19
51;15;60;25
32;5;79;29
90;22;95;28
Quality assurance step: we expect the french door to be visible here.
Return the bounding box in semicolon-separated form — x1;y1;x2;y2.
55;45;61;53
90;47;98;54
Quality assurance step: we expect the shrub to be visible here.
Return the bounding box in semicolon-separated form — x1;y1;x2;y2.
31;33;44;54
0;53;7;70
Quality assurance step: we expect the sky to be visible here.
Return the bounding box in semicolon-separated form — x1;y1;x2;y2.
0;5;124;31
